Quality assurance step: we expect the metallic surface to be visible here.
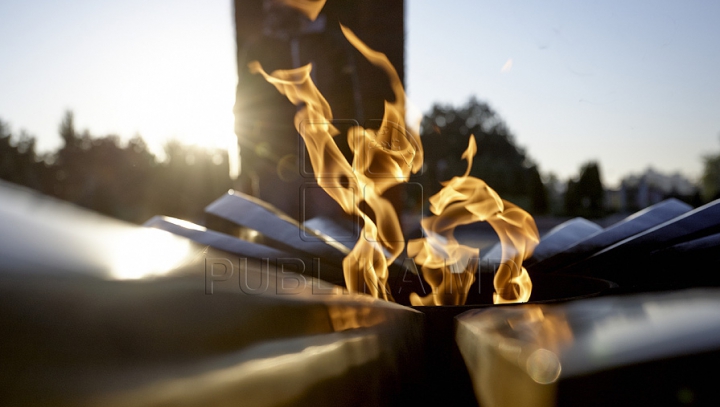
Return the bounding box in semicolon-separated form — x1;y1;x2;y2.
457;289;720;406
0;181;424;406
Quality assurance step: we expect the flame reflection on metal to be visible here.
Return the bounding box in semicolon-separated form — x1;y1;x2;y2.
97;333;381;407
457;289;720;407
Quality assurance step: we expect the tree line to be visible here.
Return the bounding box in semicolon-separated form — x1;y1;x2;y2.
0;111;233;225
413;98;705;219
2;101;714;226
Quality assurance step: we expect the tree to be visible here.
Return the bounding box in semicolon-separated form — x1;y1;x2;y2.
565;161;605;218
0;119;49;191
702;151;720;202
59;110;78;148
49;111;229;223
414;97;548;214
3;111;238;225
543;172;566;216
527;164;549;214
147;139;234;224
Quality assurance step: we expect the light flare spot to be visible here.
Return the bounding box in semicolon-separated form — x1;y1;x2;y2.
501;58;514;73
526;348;562;384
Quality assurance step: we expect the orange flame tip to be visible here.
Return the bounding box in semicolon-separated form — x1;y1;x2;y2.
275;0;327;21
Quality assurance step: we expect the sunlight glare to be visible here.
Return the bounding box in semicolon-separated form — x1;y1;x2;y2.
74;8;239;161
106;227;194;280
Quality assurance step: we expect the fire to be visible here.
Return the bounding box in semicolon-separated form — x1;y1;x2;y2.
488;201;539;304
274;0;327;21
250;7;538;305
249;25;421;301
408;136;539;305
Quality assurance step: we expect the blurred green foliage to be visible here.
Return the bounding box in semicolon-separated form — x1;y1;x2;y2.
0;111;233;224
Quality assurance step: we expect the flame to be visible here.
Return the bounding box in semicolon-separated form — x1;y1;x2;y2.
274;0;327;21
251;3;537;304
408;135;539;305
489;201;539;304
249;25;422;301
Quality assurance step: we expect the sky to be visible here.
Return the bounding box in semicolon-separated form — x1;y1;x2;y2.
407;1;720;186
0;0;238;159
1;0;719;186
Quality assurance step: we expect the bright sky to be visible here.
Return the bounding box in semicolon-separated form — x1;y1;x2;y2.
407;0;720;186
0;0;238;158
1;0;719;185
